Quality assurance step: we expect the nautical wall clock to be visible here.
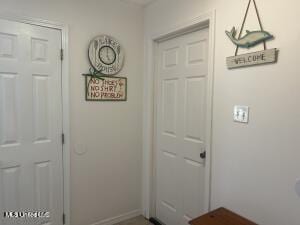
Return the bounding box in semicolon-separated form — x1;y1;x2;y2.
88;35;124;75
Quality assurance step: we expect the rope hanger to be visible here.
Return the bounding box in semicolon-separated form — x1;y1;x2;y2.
235;0;266;56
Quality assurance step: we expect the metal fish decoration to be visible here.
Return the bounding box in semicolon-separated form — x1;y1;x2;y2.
226;27;273;48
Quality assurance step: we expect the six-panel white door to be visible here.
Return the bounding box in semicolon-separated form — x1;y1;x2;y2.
156;28;209;225
0;19;63;225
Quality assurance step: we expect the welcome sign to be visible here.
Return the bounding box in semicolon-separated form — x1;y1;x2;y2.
225;0;278;69
85;76;127;101
227;48;277;69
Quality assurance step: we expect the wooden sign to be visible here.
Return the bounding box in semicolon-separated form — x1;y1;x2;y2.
85;76;127;101
227;48;277;69
225;0;278;69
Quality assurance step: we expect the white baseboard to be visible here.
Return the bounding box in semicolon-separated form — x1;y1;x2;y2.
90;209;141;225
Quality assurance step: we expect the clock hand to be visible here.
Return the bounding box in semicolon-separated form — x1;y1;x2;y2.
106;48;110;62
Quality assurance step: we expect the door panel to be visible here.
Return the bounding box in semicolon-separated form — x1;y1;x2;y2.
2;165;21;210
184;77;206;141
163;47;179;69
33;75;50;142
182;159;205;218
0;19;63;225
0;32;17;58
162;79;178;136
0;74;19;146
156;28;209;225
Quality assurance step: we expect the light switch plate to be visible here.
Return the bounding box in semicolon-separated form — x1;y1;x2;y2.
234;105;249;123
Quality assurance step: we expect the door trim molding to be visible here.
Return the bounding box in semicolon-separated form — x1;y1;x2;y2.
0;13;71;225
142;10;216;219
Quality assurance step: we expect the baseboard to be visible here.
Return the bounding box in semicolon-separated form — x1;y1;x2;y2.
90;209;141;225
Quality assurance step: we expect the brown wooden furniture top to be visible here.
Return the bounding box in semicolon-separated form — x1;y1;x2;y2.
189;207;258;225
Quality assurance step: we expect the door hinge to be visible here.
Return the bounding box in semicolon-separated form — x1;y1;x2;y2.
62;213;66;224
60;49;64;61
62;133;65;145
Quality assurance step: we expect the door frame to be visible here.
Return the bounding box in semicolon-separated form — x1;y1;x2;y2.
0;13;71;225
142;10;216;219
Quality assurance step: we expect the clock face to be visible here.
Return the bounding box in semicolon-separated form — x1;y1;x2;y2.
99;46;116;65
88;35;124;75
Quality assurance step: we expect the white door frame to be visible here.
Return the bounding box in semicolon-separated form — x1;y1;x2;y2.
142;10;216;219
0;13;71;225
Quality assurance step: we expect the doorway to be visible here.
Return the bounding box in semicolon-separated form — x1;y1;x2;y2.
148;15;215;224
0;18;68;225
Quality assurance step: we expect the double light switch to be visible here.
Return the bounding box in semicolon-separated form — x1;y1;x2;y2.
234;105;249;123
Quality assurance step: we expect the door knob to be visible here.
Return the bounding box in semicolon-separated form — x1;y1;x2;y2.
200;151;206;159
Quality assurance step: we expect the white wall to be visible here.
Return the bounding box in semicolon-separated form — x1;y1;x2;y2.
0;0;144;224
144;0;300;225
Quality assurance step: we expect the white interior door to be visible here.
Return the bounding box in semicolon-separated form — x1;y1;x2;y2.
0;19;63;225
156;28;209;225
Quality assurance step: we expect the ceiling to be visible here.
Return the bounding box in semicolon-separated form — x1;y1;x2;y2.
120;0;156;6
